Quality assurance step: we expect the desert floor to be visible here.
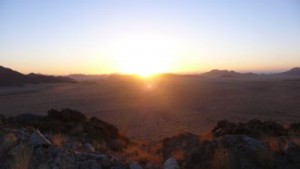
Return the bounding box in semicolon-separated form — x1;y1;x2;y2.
1;76;300;140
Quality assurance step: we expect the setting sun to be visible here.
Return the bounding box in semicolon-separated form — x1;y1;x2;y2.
108;32;177;77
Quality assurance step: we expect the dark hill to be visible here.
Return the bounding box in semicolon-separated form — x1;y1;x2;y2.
0;65;76;86
280;67;300;76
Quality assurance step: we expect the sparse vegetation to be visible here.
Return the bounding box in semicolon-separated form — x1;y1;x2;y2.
12;144;32;169
121;142;163;166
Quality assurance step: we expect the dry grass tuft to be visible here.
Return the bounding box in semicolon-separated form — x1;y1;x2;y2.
120;141;162;166
211;147;230;169
92;139;109;152
12;144;32;169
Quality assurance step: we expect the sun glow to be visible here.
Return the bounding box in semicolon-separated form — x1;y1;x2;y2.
108;32;177;77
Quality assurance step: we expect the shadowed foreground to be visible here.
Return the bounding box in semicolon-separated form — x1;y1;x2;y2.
1;109;300;169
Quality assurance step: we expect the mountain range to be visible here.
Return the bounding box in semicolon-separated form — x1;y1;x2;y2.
0;66;76;86
1;65;300;86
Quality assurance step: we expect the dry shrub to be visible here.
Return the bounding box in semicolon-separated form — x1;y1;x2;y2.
211;147;230;169
262;137;283;153
12;144;32;169
122;142;162;166
291;137;300;147
171;149;185;161
200;129;213;141
51;134;66;147
0;132;18;156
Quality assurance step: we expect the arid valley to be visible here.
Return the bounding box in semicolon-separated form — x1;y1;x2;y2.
1;71;300;141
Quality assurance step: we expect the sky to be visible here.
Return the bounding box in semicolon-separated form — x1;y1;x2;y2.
0;0;299;75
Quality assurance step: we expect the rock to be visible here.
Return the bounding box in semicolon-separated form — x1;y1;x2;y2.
8;113;43;125
163;158;179;169
212;120;236;137
285;141;300;167
86;117;129;151
162;132;201;160
289;122;300;134
90;160;102;169
7;144;24;157
0;114;5;125
108;138;128;151
78;159;101;169
29;130;51;146
184;135;274;169
80;152;108;160
212;119;287;138
37;163;50;169
48;109;87;122
129;161;143;169
86;117;119;139
84;143;95;152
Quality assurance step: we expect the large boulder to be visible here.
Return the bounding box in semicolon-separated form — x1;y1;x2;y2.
29;130;51;146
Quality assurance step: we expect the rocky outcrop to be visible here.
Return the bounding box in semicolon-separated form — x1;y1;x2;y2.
160;119;300;169
212;119;287;138
6;109;129;151
1;114;300;169
0;128;129;169
0;65;76;86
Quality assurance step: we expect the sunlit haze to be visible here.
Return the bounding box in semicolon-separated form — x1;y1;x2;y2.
1;0;299;75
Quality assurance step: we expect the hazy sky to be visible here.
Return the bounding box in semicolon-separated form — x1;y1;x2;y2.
1;0;299;75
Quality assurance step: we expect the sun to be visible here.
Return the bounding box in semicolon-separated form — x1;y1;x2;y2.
109;32;176;77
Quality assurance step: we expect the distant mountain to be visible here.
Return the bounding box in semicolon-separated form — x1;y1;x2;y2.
0;66;76;86
202;69;243;78
279;67;300;76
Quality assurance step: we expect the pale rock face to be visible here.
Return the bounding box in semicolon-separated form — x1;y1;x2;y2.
164;158;179;169
29;130;51;146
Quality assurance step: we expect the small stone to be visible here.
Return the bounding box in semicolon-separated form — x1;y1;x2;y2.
84;143;95;152
129;161;143;169
90;160;102;169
